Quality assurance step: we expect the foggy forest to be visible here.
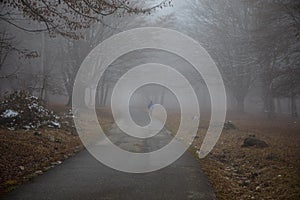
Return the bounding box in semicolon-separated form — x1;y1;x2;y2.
0;1;299;200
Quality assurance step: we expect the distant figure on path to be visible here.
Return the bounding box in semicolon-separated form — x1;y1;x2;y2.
148;100;154;114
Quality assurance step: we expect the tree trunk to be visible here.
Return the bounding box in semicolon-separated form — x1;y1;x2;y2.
263;86;275;119
66;96;72;107
40;76;46;101
103;85;109;106
97;88;102;106
66;85;73;107
160;90;166;106
264;95;274;119
276;98;282;115
291;93;298;118
72;81;88;110
233;90;246;113
236;98;245;113
99;85;105;106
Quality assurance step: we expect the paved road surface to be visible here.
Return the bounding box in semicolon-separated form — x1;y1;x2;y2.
3;109;215;200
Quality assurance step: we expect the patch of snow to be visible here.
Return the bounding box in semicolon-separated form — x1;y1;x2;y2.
49;121;61;128
26;95;38;100
23;125;31;130
28;103;38;109
1;109;19;118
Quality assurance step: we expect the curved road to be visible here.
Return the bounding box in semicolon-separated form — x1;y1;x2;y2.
3;109;215;200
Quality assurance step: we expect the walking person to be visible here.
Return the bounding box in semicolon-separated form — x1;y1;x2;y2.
148;100;154;115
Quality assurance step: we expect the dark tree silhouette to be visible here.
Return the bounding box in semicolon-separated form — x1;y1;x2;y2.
0;0;172;39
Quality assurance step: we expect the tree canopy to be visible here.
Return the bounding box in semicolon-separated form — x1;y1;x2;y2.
0;0;172;39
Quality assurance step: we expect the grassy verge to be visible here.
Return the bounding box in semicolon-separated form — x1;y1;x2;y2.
0;128;83;194
0;106;114;195
166;113;300;200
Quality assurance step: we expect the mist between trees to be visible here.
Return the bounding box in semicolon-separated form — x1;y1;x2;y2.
0;0;299;119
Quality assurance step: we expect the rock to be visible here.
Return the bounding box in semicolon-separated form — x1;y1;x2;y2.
224;121;236;130
35;170;43;175
244;180;251;186
242;136;268;148
18;166;25;170
51;161;62;166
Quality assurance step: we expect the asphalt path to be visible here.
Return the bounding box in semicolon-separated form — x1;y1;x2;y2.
3;109;215;200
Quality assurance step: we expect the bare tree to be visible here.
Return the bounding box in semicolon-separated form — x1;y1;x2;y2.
183;0;261;112
0;0;171;39
0;29;37;79
57;9;147;106
183;0;300;115
254;0;300;118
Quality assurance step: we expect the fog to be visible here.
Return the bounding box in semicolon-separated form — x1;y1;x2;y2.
1;1;300;198
1;0;299;118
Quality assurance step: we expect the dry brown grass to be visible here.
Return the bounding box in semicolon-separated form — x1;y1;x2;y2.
0;106;114;195
166;113;300;200
3;106;298;199
0;128;83;194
